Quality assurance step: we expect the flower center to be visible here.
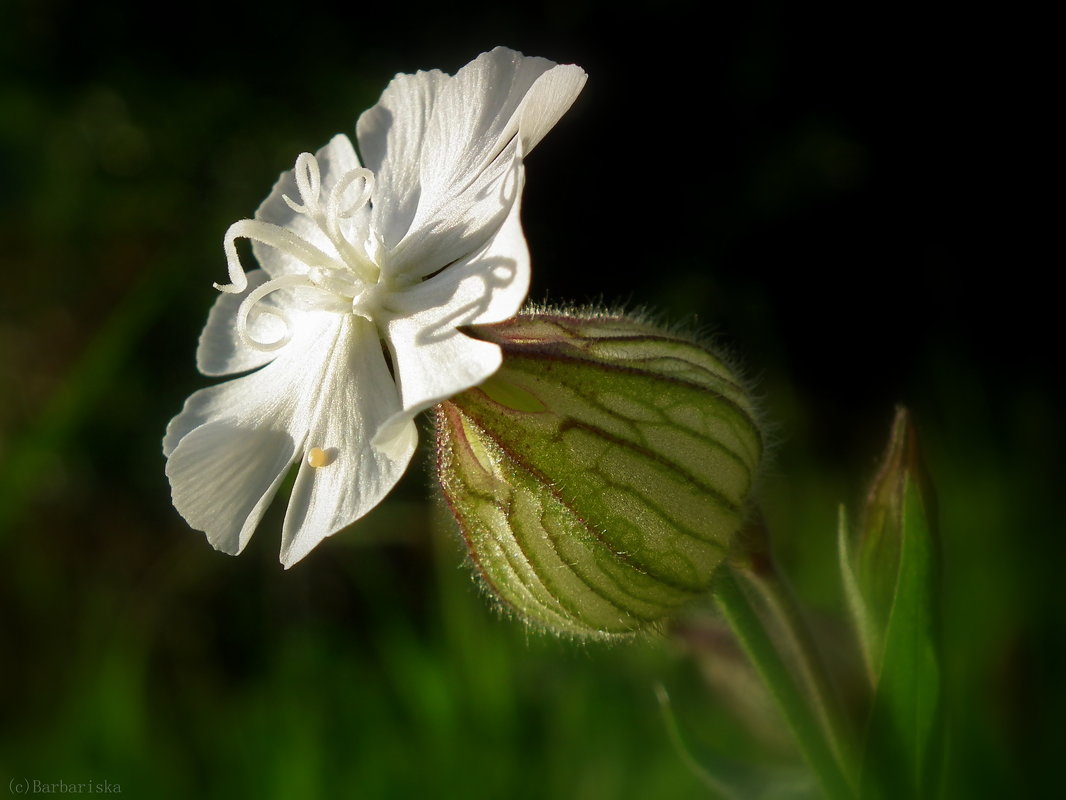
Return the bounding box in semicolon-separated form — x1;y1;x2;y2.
212;152;393;351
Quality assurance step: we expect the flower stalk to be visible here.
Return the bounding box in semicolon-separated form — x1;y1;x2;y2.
713;544;858;800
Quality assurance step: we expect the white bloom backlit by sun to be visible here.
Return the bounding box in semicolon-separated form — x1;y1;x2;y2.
163;48;585;567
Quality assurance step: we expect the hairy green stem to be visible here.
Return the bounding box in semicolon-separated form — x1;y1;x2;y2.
713;562;856;800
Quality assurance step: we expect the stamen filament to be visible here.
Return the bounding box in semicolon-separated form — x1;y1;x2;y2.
235;274;315;351
293;153;321;209
217;156;386;344
327;168;374;223
216;219;346;294
323;167;378;283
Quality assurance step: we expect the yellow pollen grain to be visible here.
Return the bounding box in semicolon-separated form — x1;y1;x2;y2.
307;447;330;468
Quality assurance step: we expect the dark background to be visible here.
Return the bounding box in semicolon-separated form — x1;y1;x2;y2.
1;1;1056;797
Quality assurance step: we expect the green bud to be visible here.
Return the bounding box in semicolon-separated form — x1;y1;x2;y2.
840;406;939;674
860;411;922;622
839;408;943;796
435;311;763;638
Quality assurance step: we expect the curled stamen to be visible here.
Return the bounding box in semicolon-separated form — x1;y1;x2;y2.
308;266;363;300
216;218;345;294
312;168;378;284
327;168;375;223
235;274;315;351
279;153;325;216
281;193;308;215
293;153;321;209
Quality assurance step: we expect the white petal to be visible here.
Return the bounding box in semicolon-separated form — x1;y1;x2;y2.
420;47;586;169
164;313;344;554
371;195;530;449
507;60;588;155
165;313;335;456
196;269;293;376
388;149;523;281
357;69;448;254
385;185;529;329
279;316;416;567
251;134;364;278
376;322;503;451
357;47;585;279
166;422;298;555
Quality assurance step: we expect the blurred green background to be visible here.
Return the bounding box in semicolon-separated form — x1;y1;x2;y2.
1;1;1055;797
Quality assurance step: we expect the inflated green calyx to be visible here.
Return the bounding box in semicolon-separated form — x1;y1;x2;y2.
436;311;763;638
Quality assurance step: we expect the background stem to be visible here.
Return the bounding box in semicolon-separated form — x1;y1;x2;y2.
713;561;856;800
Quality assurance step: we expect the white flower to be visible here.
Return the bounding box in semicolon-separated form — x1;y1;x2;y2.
163;47;586;567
